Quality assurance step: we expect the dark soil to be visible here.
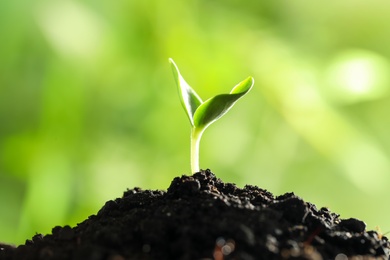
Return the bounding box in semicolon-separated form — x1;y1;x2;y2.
1;170;389;260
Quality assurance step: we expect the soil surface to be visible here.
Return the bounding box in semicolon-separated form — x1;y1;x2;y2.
1;170;389;260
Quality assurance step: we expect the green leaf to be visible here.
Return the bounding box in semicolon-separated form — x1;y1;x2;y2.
169;59;254;173
193;76;254;130
169;58;202;126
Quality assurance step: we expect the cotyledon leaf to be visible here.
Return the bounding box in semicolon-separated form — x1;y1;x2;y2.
169;58;202;126
193;76;254;130
169;58;254;173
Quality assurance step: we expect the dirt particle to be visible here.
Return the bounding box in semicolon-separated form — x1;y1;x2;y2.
335;253;348;260
108;254;125;260
39;247;54;259
142;244;151;253
58;225;75;240
339;218;366;233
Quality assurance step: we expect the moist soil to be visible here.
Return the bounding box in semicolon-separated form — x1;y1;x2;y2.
0;170;389;260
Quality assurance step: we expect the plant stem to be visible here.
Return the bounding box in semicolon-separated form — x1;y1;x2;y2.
190;127;204;173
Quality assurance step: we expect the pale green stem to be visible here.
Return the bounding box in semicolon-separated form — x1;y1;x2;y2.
190;127;204;173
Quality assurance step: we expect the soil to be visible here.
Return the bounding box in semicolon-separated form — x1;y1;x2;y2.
0;169;389;260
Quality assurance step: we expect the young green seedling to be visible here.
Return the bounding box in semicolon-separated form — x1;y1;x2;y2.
169;58;254;173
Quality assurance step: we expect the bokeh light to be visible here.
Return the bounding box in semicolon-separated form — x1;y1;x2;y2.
324;49;390;104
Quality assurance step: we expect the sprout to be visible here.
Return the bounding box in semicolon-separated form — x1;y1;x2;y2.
169;58;254;173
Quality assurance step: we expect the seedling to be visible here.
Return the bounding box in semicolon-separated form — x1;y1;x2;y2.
169;58;254;173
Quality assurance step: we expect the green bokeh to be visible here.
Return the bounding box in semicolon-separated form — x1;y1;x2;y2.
1;0;390;244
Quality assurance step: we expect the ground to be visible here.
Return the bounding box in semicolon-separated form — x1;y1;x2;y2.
1;170;389;260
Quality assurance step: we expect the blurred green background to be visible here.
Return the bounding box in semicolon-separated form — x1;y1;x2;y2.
1;0;390;244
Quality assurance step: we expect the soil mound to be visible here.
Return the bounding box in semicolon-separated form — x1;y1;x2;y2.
1;170;389;259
